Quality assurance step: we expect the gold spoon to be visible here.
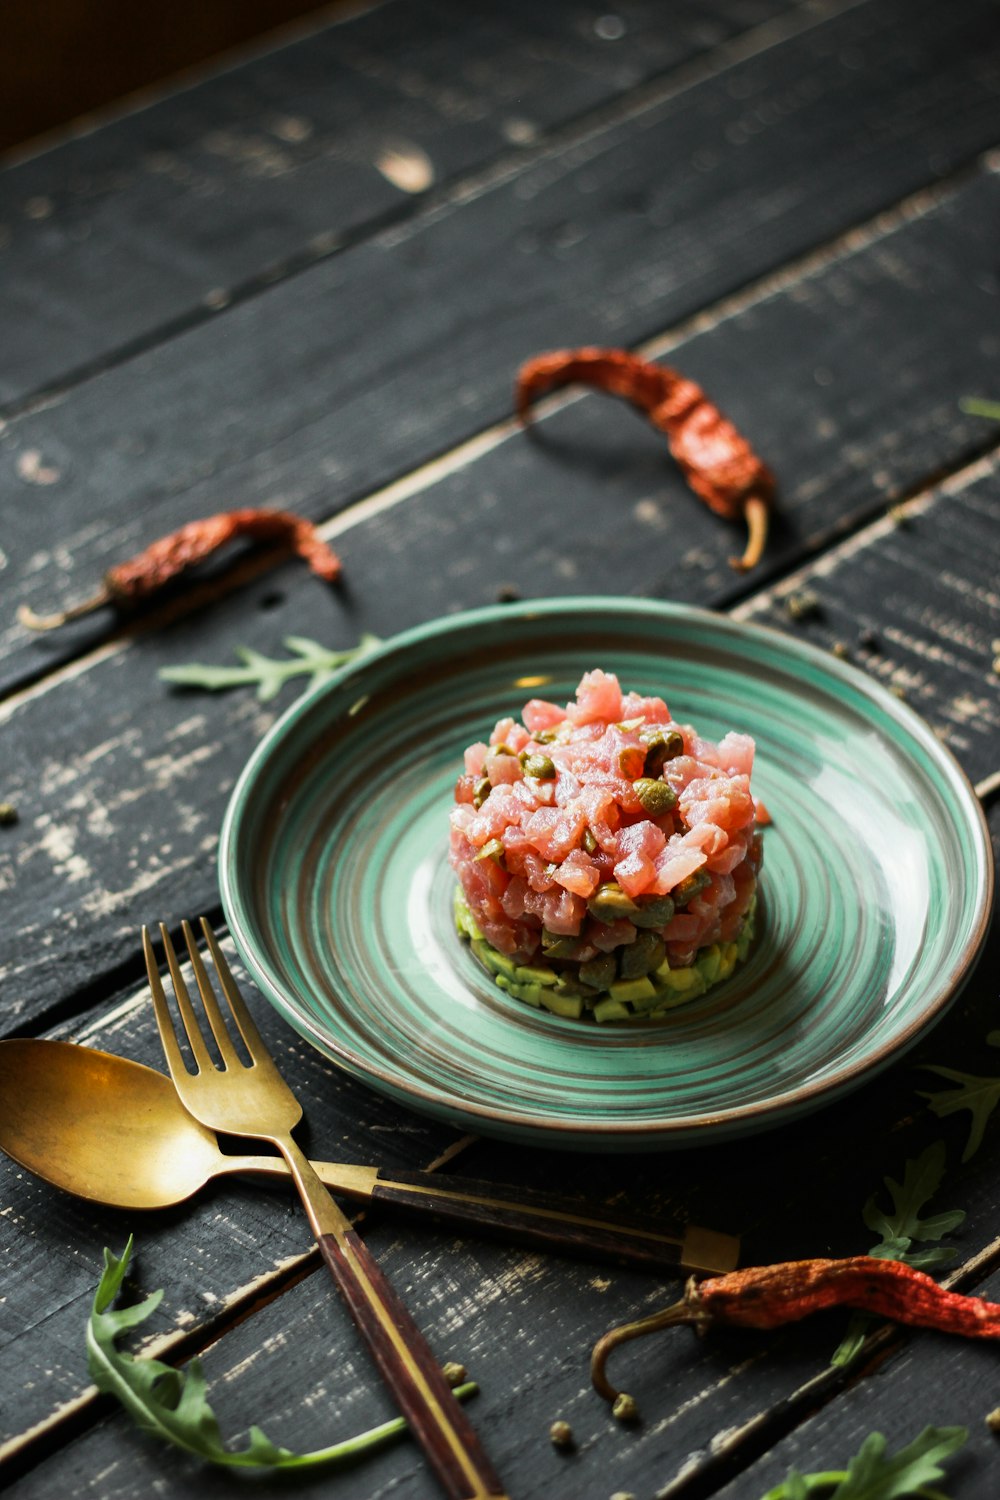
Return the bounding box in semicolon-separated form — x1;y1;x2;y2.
0;1039;738;1273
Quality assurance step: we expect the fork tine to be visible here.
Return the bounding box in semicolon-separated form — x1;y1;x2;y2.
182;919;243;1070
159;922;215;1073
143;925;193;1080
200;918;270;1062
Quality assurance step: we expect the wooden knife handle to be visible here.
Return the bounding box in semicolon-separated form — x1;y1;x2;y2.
316;1228;508;1500
369;1170;740;1275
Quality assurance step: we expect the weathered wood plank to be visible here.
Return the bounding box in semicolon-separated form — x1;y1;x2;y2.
708;1261;1000;1500
4;894;999;1498
0;937;461;1456
3;166;999;1031
2;450;998;1483
5;0;1000;694
0;0;802;411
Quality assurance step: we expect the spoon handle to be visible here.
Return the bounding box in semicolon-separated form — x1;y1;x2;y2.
229;1157;738;1273
366;1170;740;1275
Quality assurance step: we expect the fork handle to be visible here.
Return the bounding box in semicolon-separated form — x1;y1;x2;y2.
317;1228;508;1499
280;1140;508;1500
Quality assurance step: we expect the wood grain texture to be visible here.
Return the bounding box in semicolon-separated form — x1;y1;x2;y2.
316;1227;507;1499
0;939;461;1454
3;164;999;1031
0;0;800;410
8;1016;1000;1500
5;0;1000;694
2;460;998;1487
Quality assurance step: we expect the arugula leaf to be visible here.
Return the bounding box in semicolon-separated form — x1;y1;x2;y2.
959;396;1000;421
831;1144;963;1367
159;633;381;702
918;1067;1000;1163
760;1426;967;1499
860;1144;965;1251
88;1240;476;1470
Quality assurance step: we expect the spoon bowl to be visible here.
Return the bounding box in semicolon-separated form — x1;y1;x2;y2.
0;1039;244;1208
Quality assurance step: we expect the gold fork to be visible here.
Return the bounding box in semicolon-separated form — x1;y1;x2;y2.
144;918;509;1500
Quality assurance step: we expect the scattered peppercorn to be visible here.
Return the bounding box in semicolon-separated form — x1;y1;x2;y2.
549;1420;574;1450
831;641;850;660
784;590;821;621
857;627;879;651
986;1407;1000;1434
890;684;908;701
496;584;521;603
0;802;18;826
612;1393;640;1424
442;1362;467;1386
516;348;775;571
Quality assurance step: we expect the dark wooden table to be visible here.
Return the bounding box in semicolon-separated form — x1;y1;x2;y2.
2;2;999;1496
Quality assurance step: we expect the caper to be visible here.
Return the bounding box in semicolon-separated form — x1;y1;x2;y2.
474;838;505;864
588;881;639;921
582;827;598;855
472;776;492;809
578;953;617;991
618;930;666;979
519;751;556;779
618;746;645;779
634;777;677;816
631;893;675;929
640;727;684;777
672;869;711;907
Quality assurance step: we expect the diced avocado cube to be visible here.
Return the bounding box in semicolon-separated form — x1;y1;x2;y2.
516;964;559;986
480;946;518;979
656;964;699;992
539;988;583;1019
696;945;722;984
494;974;511;991
609;976;657;1005
453;890;482;939
508;980;543;1007
593;997;632;1023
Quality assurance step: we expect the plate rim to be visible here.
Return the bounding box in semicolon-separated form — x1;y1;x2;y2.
219;596;995;1144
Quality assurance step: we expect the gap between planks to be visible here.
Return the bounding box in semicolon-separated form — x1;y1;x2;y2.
0;0;864;426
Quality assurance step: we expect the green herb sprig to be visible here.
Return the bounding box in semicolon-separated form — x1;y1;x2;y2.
159;633;381;702
918;1032;1000;1163
959;397;1000;421
759;1425;967;1500
831;1142;964;1368
88;1239;476;1471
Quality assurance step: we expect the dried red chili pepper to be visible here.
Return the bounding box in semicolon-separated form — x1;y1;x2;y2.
18;508;341;631
516;347;774;571
592;1256;1000;1404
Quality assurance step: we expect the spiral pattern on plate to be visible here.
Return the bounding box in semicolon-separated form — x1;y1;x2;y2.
220;599;993;1150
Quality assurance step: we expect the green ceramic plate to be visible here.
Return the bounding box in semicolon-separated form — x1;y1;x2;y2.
219;599;993;1150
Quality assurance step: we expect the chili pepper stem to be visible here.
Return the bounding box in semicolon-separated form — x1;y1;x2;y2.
18;590;113;632
591;1295;698;1403
729;495;770;572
